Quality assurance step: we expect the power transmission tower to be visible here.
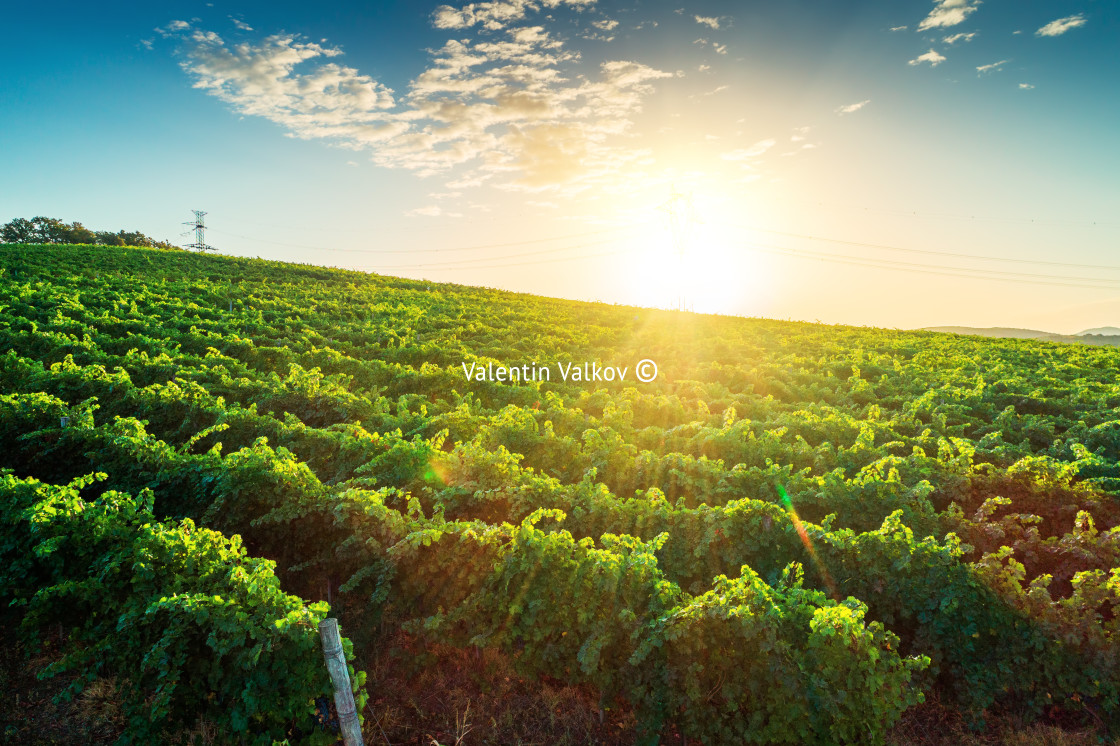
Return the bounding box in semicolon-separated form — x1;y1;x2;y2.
657;188;696;311
183;210;216;252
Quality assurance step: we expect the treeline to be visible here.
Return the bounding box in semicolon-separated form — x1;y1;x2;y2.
1;215;180;250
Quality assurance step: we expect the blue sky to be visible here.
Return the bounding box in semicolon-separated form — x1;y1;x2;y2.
3;1;1118;331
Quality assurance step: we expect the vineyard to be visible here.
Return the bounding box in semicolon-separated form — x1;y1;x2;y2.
1;242;1119;745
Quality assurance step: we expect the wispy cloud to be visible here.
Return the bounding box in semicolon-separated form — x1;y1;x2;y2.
835;99;870;115
917;0;980;31
693;37;727;55
584;18;617;41
890;25;908;32
407;205;445;217
158;19;191;34
432;0;595;31
1019;82;1034;90
908;49;947;67
1036;14;1087;37
943;31;976;44
179;32;397;135
721;138;776;162
692;84;729;98
230;17;253;31
173;9;671;194
694;15;722;30
976;59;1007;74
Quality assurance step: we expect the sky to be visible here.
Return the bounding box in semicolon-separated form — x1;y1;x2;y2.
3;0;1118;333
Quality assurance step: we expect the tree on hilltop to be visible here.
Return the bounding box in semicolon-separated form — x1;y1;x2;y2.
1;216;180;250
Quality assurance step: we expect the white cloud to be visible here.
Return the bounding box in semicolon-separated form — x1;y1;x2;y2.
694;15;721;30
890;25;908;32
908;49;947;67
167;20;190;31
692;37;727;54
407;205;445;216
976;59;1007;74
432;0;596;31
174;14;671;194
917;0;980;31
697;63;710;72
1036;14;1087;37
790;126;810;142
835;99;870;115
591;18;618;31
140;39;154;50
721;138;776;161
231;17;253;31
694;84;729;98
1019;82;1034;90
179;32;399;147
943;31;976;44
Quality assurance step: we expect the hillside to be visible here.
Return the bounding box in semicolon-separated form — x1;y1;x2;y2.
922;325;1120;346
2;243;1120;745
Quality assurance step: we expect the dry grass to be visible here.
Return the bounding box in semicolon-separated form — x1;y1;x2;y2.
4;621;1115;745
0;625;123;745
357;631;634;746
886;693;1117;746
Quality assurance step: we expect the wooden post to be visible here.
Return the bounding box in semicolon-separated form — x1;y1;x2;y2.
319;618;364;746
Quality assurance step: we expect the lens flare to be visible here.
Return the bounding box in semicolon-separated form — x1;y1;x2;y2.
777;484;838;600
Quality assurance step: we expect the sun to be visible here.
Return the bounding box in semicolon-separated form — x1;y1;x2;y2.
621;189;765;315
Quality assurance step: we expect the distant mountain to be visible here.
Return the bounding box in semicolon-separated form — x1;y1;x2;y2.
921;326;1120;347
923;327;1055;340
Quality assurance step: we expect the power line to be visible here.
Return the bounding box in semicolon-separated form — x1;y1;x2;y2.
215;219;1118;273
364;236;627;270
733;241;1120;291
371;245;637;272
715;220;1120;272
207;224;639;255
361;234;1120;291
207;217;1120;291
752;195;1118;228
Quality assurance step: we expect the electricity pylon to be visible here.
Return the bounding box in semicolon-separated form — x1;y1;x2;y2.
183;210;216;252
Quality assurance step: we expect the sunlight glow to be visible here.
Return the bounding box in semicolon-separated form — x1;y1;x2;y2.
623;187;768;314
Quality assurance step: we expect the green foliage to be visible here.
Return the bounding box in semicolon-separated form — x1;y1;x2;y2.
0;472;362;745
1;217;178;249
631;564;927;745
2;242;1120;738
